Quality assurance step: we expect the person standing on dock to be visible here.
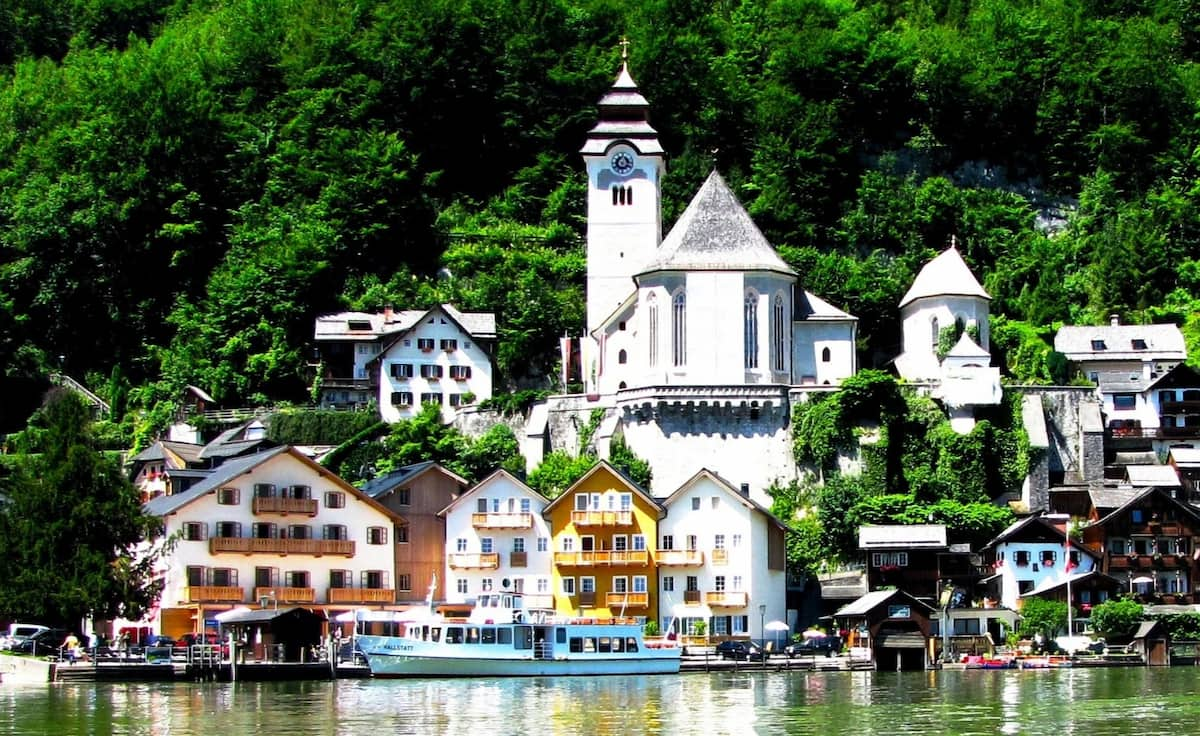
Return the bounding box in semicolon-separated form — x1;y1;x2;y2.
62;633;80;664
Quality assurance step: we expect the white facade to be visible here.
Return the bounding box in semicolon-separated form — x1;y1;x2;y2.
378;306;495;423
440;471;554;606
897;295;992;382
143;448;401;635
656;471;788;641
991;540;1096;611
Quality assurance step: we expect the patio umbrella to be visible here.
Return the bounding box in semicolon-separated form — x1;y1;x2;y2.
765;620;790;646
802;628;826;639
1131;576;1155;584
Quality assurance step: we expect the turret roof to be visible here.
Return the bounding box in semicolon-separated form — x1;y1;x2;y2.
899;245;990;308
636;170;796;277
581;63;663;156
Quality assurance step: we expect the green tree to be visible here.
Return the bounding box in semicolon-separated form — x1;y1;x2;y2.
457;423;525;482
1018;597;1070;642
526;450;595;500
608;434;652;491
0;389;164;627
1089;598;1144;641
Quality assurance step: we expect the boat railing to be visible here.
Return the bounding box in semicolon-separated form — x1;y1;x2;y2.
533;641;554;660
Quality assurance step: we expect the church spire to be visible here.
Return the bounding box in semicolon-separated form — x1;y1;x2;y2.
580;48;663;156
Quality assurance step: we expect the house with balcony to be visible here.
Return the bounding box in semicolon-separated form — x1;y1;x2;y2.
1054;318;1187;458
932;544;1017;656
1167;446;1200;504
313;304;496;420
438;470;553;610
656;469;789;642
360;461;468;605
859;525;948;604
543;461;663;621
141;446;403;639
981;515;1103;613
1080;486;1200;604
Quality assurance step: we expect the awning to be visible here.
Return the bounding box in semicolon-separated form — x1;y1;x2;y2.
213;606;327;625
672;603;712;620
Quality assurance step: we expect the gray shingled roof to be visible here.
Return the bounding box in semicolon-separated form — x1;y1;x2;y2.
144;446;289;517
899;246;990;308
130;440;203;465
580;64;663;156
858;524;947;549
1053;323;1185;361
637;171;796;277
1125;465;1180;487
796;291;856;321
946;332;990;358
359;461;438;499
441;304;497;339
835;589;935;617
1088;486;1138;511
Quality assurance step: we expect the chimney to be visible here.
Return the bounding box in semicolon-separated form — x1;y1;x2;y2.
383;305;394;323
739;483;750;498
1110;314;1120;327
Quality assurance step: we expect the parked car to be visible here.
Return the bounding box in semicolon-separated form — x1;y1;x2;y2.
178;632;228;656
786;635;843;658
1;623;49;650
144;635;177;648
714;640;768;661
11;628;68;655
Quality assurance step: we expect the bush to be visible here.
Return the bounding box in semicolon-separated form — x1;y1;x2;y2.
1090;598;1144;641
268;410;379;445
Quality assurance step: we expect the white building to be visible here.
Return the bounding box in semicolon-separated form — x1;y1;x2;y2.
655;469;789;643
438;470;554;607
982;515;1100;611
313;304;496;420
140;446;404;638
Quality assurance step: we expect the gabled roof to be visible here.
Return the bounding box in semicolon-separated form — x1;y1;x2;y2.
1146;362;1200;391
542;460;663;518
316;304;496;343
834;589;936;617
144;446;403;523
795;290;856;322
185;385;216;404
982;516;1103;560
946;332;991;359
1019;570;1122;598
438;469;546;517
1091;486;1200;528
658;469;790;531
858;524;947;550
359;461;470;500
1088;486;1138;512
1125;465;1180;487
1053;322;1185;362
899;245;990;309
130;440;203;466
580;63;663;156
636;171;796;278
373;304;498;361
1168;446;1200;466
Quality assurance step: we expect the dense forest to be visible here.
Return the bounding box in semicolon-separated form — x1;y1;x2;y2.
4;0;1200;437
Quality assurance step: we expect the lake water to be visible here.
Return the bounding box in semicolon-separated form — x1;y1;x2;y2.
2;667;1198;735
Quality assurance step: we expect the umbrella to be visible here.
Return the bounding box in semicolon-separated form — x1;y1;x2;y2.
1131;576;1155;584
802;628;826;639
765;620;790;632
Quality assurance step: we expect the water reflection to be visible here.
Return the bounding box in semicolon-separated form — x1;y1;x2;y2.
3;668;1200;736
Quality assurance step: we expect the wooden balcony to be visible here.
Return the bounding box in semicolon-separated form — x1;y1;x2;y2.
656;549;704;566
711;549;729;565
471;512;533;529
209;537;355;557
579;591;596;606
570;510;634;527
552;550;650;567
254;586;315;603
1161;401;1200;414
705;591;749;607
328;587;396;604
448;552;500;570
1109;553;1188;570
252;497;318;516
606;592;650;609
184;586;244;603
509;551;528;568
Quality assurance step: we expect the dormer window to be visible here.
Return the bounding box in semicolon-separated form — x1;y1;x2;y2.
348;320;371;331
1091;339;1107;350
1131;339;1148;350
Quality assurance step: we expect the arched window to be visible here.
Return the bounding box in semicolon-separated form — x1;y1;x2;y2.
647;294;658;367
672;290;687;367
618;349;628;365
618;381;627;390
744;292;758;369
930;317;940;350
821;347;831;363
772;294;786;371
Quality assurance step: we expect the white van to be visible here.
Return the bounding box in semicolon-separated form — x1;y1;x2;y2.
2;623;50;650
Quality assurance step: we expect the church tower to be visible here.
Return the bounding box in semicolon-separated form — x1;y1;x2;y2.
580;55;665;338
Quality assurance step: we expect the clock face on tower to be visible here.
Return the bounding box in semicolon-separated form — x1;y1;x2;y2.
610;151;634;176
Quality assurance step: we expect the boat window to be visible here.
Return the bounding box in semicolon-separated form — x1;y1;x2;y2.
514;625;533;650
482;627;496;644
430;627;441;643
569;637;583;653
598;637;612;653
445;627;463;644
583;638;596;653
555;628;566;644
611;637;624;653
497;628;513;645
466;627;480;643
625;637;638;653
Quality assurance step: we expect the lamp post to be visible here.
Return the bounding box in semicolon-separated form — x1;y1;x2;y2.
758;604;766;650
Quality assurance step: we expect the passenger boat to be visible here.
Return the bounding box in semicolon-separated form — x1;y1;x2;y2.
355;591;681;677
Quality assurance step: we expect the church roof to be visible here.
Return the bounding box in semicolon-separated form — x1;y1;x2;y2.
796;291;856;322
899;245;990;308
946;332;990;359
636;171;796;277
580;63;663;156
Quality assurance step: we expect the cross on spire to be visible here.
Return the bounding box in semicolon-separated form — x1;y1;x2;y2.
619;36;630;61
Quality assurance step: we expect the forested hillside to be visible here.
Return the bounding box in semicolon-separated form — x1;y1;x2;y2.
4;0;1200;435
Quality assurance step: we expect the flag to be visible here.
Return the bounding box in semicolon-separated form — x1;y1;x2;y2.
1064;535;1077;573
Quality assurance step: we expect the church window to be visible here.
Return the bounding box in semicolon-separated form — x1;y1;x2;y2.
647;294;658;367
618;349;627;365
772;294;785;371
930;317;939;350
744;293;758;369
610;185;633;206
672;291;687;367
822;347;831;363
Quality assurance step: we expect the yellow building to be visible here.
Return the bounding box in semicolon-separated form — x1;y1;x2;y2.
544;461;664;621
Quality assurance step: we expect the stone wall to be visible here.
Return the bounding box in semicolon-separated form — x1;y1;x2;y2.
1013;386;1103;486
